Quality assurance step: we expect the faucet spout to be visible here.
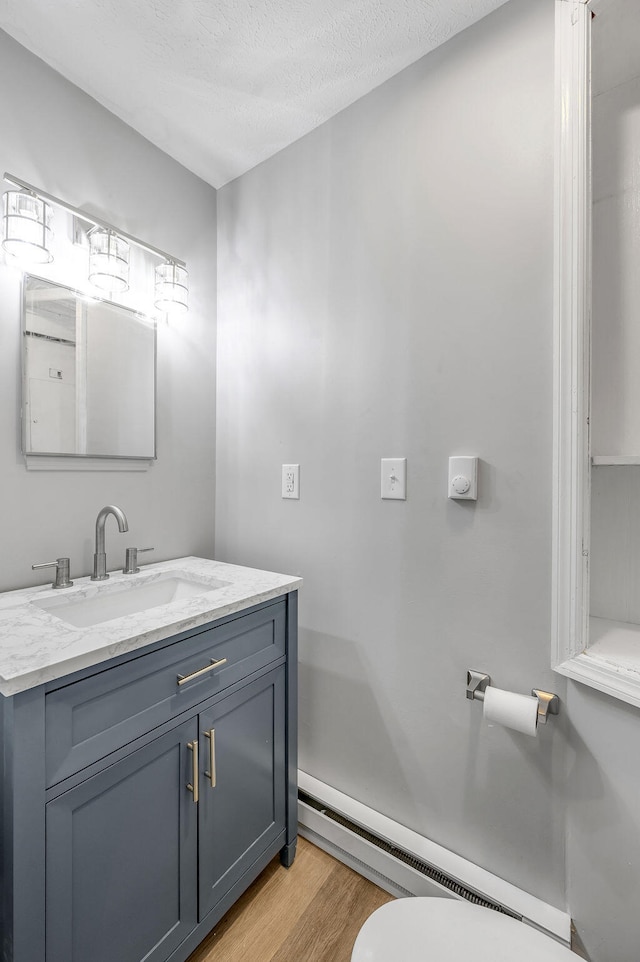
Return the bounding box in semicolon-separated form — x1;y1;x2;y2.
92;505;129;581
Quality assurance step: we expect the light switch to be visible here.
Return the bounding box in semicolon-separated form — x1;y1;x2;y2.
448;456;478;501
381;458;407;500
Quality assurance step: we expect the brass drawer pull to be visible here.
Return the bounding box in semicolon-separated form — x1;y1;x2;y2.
204;729;216;788
177;657;228;687
187;739;199;803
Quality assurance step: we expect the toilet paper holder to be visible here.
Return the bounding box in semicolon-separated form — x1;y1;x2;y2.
466;670;560;724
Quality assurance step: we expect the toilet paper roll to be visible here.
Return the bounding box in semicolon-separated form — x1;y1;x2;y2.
483;686;539;736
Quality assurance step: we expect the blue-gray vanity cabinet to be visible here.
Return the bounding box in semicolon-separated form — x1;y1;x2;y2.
198;667;285;920
0;591;298;962
46;716;199;962
45;599;287;786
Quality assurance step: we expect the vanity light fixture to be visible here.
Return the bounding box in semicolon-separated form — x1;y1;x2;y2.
2;172;189;312
154;260;189;314
2;189;54;264
88;227;130;293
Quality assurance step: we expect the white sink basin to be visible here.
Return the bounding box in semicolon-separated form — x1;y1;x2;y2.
33;572;230;628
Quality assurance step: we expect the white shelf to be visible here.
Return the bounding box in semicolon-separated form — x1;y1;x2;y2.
556;617;640;710
589;616;640;667
592;456;640;465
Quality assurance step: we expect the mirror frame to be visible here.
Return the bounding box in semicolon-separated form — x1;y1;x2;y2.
21;274;157;461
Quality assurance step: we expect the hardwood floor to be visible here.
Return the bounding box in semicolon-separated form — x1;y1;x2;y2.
187;838;395;962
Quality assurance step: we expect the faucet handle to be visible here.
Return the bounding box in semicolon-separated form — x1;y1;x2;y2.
123;546;154;575
32;557;74;589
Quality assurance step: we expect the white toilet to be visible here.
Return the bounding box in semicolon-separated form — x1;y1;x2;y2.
351;897;576;961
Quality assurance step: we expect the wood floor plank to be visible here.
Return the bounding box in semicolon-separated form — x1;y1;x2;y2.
269;859;393;962
201;842;334;962
187;838;394;962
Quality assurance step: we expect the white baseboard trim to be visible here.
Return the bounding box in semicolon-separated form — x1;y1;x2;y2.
298;771;571;946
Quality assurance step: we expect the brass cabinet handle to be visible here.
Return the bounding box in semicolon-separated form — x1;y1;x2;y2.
187;739;199;803
177;657;228;687
204;729;216;788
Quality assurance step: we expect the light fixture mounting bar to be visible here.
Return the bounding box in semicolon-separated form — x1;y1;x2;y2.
3;172;186;268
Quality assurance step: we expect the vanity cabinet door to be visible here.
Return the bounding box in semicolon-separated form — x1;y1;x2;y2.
198;667;286;920
46;717;199;962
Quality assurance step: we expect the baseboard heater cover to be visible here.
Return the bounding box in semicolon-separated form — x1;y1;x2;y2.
299;789;521;919
297;771;571;946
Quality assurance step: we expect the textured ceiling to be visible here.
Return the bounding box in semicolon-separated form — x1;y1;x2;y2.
0;0;510;188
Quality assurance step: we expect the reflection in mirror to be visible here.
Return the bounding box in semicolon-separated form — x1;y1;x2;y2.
22;275;156;458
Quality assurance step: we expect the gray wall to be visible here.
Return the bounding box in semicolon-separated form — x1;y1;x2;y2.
0;30;217;590
566;684;640;962
216;0;567;909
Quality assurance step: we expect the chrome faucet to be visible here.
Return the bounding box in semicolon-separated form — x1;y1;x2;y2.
92;505;129;581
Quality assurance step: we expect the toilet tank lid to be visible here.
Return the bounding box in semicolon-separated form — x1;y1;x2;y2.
351;898;575;962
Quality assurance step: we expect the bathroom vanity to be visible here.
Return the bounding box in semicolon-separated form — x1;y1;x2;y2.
0;557;301;962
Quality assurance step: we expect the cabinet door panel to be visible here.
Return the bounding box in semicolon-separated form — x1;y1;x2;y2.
198;668;285;920
46;718;198;962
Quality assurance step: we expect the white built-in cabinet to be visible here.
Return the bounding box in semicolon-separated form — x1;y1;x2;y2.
553;0;640;707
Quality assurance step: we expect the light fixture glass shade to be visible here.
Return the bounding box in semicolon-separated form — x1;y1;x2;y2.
88;227;130;293
2;189;53;263
154;261;189;314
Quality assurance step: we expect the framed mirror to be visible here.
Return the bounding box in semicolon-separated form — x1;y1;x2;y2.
22;275;156;459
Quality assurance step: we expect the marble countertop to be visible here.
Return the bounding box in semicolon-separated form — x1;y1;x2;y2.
0;557;302;696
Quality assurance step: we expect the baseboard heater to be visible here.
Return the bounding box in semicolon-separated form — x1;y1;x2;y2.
299;788;522;919
297;771;571;946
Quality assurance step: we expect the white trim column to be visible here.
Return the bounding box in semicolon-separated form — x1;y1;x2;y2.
551;0;591;671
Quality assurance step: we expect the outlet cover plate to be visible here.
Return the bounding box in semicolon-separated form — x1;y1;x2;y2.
282;464;300;499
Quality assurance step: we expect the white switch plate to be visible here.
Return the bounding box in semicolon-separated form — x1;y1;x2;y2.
282;464;300;499
381;458;407;500
448;456;478;500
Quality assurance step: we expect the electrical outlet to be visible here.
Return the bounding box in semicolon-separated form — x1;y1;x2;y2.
282;464;300;499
